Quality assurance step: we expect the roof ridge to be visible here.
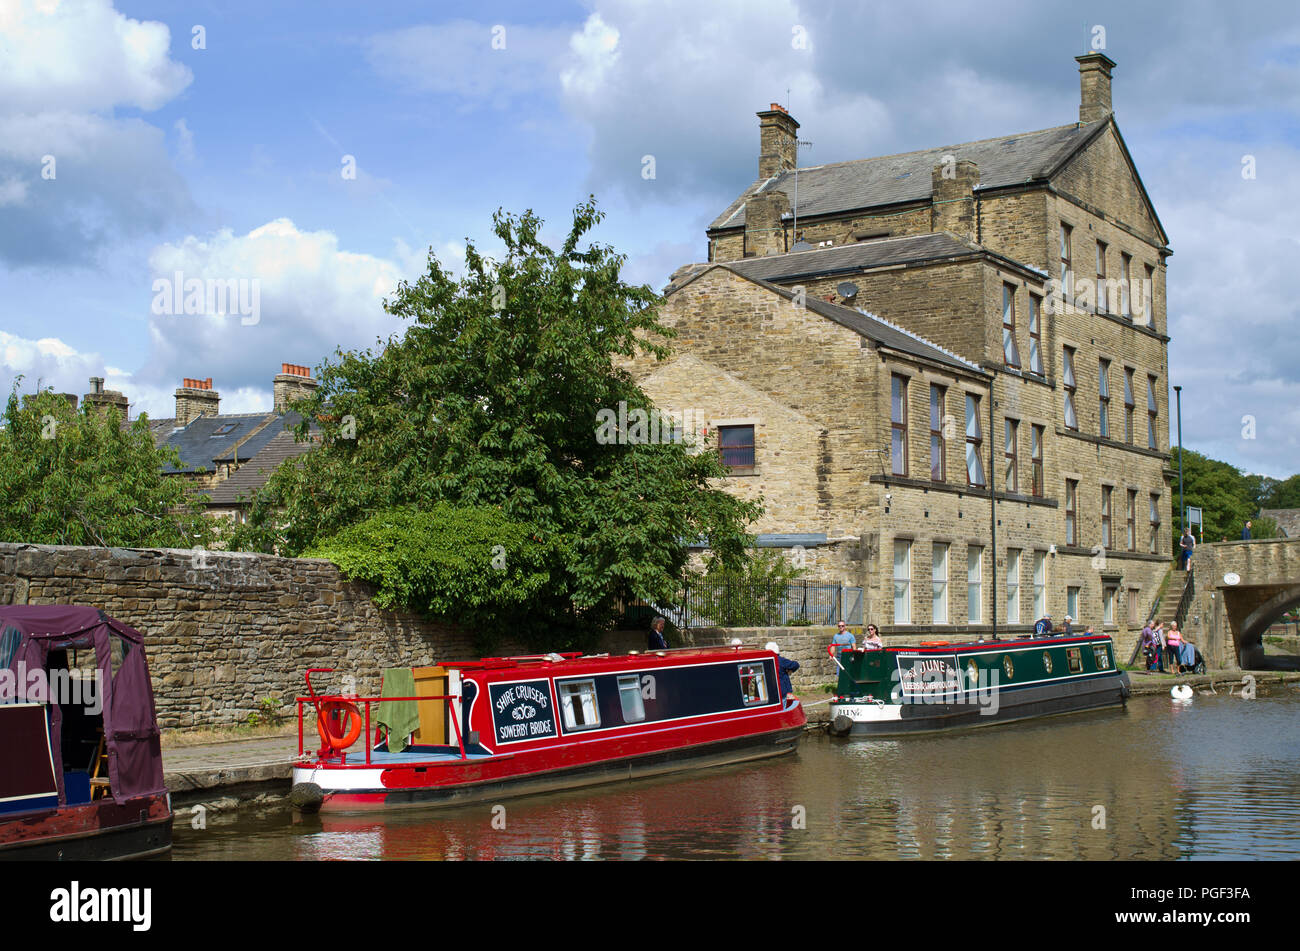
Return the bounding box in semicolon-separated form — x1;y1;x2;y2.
848;304;982;372
743;273;980;372
781;121;1093;175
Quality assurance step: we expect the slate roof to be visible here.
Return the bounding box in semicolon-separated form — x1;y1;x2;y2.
160;412;289;475
203;427;316;506
723;231;1048;288
668;263;984;376
709;120;1107;231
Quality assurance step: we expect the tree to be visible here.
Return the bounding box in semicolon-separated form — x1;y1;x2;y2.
1173;448;1278;542
1259;473;1300;510
231;200;761;642
0;388;211;548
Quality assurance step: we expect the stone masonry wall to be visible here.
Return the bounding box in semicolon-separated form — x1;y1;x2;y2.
0;543;528;730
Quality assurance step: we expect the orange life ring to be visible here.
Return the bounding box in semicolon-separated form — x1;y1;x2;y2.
317;700;363;751
920;640;950;647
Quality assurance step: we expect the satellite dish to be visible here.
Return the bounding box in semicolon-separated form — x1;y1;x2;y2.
837;281;859;300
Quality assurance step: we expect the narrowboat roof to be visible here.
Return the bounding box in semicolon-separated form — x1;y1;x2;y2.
441;646;776;676
846;633;1114;654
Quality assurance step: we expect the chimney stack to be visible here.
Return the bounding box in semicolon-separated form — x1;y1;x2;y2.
174;377;220;427
273;363;319;413
931;160;980;242
744;189;791;257
82;377;128;421
757;103;799;180
1075;52;1116;124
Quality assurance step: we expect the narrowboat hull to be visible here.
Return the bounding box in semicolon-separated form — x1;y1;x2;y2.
828;634;1130;737
292;647;806;814
294;719;803;813
0;794;172;861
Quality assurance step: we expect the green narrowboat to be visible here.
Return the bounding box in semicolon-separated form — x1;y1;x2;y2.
827;632;1130;737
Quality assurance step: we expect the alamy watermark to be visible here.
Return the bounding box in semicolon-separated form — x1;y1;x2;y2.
0;663;102;714
151;271;261;326
594;401;706;446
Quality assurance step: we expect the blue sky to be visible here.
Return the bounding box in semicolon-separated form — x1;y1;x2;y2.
2;0;1299;476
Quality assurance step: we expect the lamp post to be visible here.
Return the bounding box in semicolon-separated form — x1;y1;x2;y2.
1174;385;1185;532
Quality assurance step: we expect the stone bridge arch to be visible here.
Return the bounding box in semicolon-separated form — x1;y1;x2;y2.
1190;539;1300;671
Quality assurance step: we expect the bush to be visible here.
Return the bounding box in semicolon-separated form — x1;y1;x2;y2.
307;504;557;652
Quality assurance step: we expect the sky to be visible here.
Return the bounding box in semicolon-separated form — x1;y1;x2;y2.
1;0;1298;475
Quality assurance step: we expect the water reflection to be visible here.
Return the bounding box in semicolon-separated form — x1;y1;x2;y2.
174;689;1300;861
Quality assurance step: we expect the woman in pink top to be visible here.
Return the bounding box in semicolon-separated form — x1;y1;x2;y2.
1166;622;1184;674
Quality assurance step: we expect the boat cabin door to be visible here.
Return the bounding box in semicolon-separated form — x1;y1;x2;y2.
411;666;449;746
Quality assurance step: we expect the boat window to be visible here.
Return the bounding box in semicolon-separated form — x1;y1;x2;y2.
738;664;768;705
0;625;19;669
1066;648;1083;673
558;680;600;731
1092;645;1112;670
1001;655;1014;680
617;675;645;723
1042;652;1053;674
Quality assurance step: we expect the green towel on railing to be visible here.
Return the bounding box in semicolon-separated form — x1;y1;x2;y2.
375;667;419;752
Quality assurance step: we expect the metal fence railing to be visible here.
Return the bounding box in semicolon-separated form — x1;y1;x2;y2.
619;581;864;630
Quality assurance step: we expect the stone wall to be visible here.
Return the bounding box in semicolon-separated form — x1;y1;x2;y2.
0;543;526;730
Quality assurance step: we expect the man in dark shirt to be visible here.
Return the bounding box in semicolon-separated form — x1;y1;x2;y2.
648;616;668;650
1033;615;1053;637
1242;521;1252;540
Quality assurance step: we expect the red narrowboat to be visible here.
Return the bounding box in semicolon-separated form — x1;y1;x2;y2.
0;606;172;861
290;645;806;813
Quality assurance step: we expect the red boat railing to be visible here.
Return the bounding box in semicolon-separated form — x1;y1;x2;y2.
296;669;469;765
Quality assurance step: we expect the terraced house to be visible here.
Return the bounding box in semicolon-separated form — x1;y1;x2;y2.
630;53;1172;639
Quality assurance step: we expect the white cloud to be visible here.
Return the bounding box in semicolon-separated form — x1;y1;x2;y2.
0;0;193;265
559;13;619;98
135;219;407;412
554;2;889;203
0;329;104;398
0;0;191;113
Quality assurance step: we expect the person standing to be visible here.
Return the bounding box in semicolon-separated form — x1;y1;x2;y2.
767;641;800;699
1166;621;1184;674
1061;615;1074;636
827;621;856;664
1140;621;1158;670
648;616;668;650
1152;621;1167;673
1180;529;1195;571
1242;520;1253;540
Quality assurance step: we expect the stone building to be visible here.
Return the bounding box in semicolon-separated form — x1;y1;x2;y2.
628;53;1173;638
73;363;320;520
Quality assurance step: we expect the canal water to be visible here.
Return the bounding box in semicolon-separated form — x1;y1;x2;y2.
173;688;1300;860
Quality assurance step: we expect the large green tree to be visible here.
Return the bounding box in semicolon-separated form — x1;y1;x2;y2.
0;388;211;548
231;200;761;642
1172;448;1278;541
